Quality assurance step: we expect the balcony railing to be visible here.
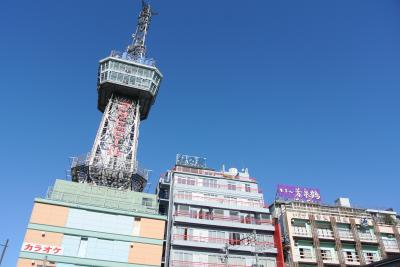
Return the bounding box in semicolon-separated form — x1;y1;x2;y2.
338;230;354;239
171;261;250;267
383;242;399;251
292;227;312;237
174;166;257;183
321;253;339;262
317;229;334;238
358;233;377;242
175;194;266;209
173;234;275;248
174;211;273;226
295;252;316;261
175;179;261;193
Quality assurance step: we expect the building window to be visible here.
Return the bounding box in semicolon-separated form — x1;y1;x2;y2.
245;184;251;192
174;251;193;266
343;251;359;262
229;232;241;245
299;247;313;259
213;209;224;220
203;178;217;188
320;249;332;261
228;182;236;191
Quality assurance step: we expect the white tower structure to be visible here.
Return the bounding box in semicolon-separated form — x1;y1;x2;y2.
71;2;163;191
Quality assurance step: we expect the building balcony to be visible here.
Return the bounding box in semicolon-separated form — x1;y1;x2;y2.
292;227;312;238
321;253;340;265
383;242;400;253
358;233;378;243
294;252;316;263
338;230;354;240
171;260;247;267
175;179;262;195
174;166;258;183
317;229;335;240
174;194;268;213
174;211;274;231
172;234;276;253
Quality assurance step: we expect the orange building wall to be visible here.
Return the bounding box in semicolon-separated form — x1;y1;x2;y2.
128;243;163;265
23;229;64;246
30;203;69;227
139;218;165;239
17;259;56;267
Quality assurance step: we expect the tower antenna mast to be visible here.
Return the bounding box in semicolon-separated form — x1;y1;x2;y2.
128;1;156;60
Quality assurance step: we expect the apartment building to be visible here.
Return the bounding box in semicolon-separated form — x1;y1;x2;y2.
157;155;284;267
18;179;166;267
271;195;400;267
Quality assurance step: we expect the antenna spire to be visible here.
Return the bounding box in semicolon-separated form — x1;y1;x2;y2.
127;1;153;59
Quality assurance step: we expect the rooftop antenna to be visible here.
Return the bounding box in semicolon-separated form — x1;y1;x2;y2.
127;1;157;60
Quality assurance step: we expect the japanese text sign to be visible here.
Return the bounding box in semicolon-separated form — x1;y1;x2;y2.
21;242;63;255
176;154;207;169
276;184;321;203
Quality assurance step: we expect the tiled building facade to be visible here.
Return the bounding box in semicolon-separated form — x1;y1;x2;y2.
18;179;166;267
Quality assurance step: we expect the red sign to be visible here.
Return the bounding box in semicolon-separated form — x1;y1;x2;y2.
21;242;63;255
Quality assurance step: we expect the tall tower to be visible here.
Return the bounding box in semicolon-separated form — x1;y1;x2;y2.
71;2;163;191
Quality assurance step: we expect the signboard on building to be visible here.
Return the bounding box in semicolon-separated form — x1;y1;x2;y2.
176;154;207;169
276;184;321;203
21;242;63;255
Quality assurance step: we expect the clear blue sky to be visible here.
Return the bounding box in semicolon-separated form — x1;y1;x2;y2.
1;0;400;265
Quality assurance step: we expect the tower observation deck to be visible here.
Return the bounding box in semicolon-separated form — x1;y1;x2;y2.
71;2;163;191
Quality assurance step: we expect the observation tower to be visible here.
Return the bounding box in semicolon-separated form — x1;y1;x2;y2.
71;2;163;191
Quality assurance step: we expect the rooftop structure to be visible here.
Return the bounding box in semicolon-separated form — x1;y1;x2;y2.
157;155;284;267
71;1;163;191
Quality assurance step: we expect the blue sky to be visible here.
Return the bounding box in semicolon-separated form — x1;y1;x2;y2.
1;0;400;265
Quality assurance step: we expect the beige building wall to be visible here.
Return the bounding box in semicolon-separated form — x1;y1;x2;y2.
128;243;163;265
30;203;69;227
23;229;64;246
140;218;165;239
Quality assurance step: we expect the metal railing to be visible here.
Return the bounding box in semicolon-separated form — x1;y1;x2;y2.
171;260;250;267
294;251;316;261
383;242;399;251
358;233;377;242
174;194;266;209
321;252;339;262
175;178;261;193
174;211;273;226
174;166;257;183
292;226;312;237
70;153;149;181
173;234;275;248
109;50;156;66
317;229;335;238
46;187;157;214
338;230;354;239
